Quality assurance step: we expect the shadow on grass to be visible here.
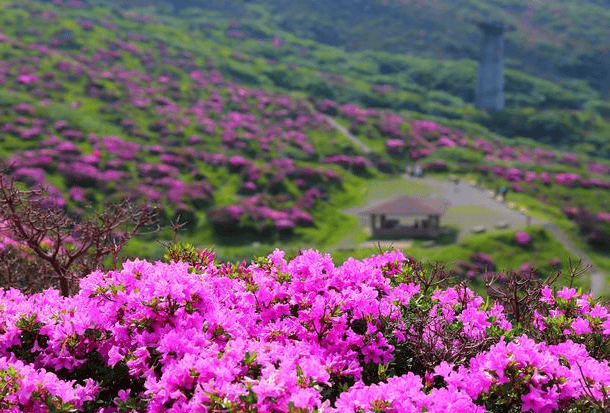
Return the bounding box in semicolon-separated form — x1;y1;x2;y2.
365;226;460;246
436;227;460;245
212;227;295;247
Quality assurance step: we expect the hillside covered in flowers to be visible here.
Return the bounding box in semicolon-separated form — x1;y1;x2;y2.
2;1;610;411
0;0;609;261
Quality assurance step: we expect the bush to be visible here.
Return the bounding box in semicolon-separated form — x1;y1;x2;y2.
0;247;609;412
0;172;158;296
515;230;532;247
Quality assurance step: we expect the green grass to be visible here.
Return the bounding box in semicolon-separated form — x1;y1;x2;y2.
296;207;359;249
478;183;610;283
326;173;601;294
329;226;588;294
354;175;439;204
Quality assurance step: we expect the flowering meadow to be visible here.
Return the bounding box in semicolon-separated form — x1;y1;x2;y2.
0;246;609;412
0;0;609;257
1;16;610;413
0;0;376;244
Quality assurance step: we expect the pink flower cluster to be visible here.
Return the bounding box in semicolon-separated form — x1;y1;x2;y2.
0;249;608;412
339;103;376;125
408;286;511;354
385;138;406;151
0;356;98;410
452;252;496;280
412;120;444;137
335;373;482;412
323;155;372;172
533;286;610;344
421;159;448;172
208;194;316;231
515;230;532;246
488;166;610;191
0;250;410;411
435;336;610;412
588;163;610;175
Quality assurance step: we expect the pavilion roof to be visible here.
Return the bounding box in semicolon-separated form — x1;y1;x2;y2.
360;196;451;216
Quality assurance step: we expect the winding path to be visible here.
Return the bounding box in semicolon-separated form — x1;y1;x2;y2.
406;176;606;297
540;223;605;297
322;115;372;154
304;101;371;154
317;108;607;296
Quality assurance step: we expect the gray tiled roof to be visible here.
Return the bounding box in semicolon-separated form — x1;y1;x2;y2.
360;196;451;216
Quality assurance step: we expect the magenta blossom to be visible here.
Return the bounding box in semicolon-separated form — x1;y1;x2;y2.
515;231;531;246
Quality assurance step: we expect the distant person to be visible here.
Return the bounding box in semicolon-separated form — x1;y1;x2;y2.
499;185;507;202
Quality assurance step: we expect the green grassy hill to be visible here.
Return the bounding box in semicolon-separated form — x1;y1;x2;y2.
83;0;610;158
1;0;609;294
96;0;610;97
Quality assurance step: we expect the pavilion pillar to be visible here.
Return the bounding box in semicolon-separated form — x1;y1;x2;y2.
371;214;377;234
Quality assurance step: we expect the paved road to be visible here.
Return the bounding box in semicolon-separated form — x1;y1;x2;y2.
403;176;606;297
406;176;606;297
346;176;539;236
409;176;543;225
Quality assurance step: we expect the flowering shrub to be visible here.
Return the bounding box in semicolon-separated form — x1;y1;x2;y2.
565;208;610;249
2;5;610;410
0;356;98;410
0;247;609;412
531;286;610;360
452;252;496;280
385;138;406;155
434;336;610;412
421;159;448;172
334;373;483;412
515;231;532;247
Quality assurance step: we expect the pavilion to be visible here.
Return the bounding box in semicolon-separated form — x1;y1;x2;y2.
360;196;451;239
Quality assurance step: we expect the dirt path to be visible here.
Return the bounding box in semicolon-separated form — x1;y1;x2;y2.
304;102;372;154
322;115;371;154
540;223;605;297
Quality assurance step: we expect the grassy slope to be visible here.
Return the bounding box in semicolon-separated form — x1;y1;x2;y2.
0;1;375;256
96;1;610;159
2;1;609;294
235;0;610;95
100;0;610;95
